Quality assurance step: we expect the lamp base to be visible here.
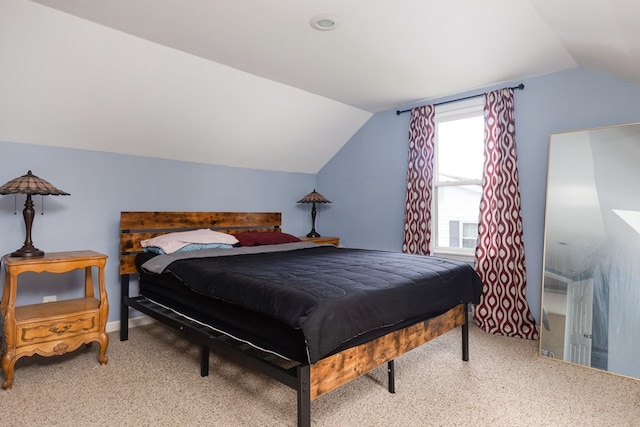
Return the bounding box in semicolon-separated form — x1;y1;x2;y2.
306;231;321;238
10;245;44;258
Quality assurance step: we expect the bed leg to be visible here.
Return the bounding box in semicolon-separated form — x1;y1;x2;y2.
387;360;395;393
200;346;210;377
120;274;130;341
296;364;311;427
462;303;469;361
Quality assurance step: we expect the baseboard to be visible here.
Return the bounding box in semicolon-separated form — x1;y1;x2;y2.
106;315;155;333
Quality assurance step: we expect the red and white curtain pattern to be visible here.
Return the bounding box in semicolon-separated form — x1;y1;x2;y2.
402;105;435;255
473;88;538;339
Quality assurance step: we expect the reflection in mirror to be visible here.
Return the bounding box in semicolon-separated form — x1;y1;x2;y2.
540;123;640;379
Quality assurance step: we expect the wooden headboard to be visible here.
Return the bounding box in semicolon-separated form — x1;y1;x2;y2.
119;211;282;275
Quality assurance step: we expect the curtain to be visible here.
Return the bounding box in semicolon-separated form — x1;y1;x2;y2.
473;88;538;339
402;105;435;255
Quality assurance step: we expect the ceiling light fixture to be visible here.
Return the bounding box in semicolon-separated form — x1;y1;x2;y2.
309;14;338;31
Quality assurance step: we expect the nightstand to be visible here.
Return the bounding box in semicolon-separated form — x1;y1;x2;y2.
298;236;340;246
0;250;109;390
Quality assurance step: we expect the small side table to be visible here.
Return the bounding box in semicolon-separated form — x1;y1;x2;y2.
1;250;109;390
298;236;340;246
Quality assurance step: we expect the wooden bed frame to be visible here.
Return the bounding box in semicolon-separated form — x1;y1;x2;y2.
119;211;470;427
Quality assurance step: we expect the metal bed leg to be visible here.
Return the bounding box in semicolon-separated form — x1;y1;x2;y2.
297;364;311;427
387;360;395;393
462;303;469;361
200;346;210;377
120;274;130;341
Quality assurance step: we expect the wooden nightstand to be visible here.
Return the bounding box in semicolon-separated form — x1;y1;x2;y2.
298;236;340;246
0;250;109;390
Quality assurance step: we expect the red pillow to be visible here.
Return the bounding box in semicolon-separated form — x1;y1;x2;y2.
234;232;301;247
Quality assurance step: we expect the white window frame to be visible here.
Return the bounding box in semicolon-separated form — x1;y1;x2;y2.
431;97;484;258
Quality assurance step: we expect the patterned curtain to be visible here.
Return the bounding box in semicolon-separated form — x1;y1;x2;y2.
402;105;435;255
473;88;538;339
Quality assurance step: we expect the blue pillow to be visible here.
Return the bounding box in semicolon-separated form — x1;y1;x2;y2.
143;243;234;254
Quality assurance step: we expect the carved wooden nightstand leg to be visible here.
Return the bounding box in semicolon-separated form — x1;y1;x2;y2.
98;333;109;365
1;351;15;390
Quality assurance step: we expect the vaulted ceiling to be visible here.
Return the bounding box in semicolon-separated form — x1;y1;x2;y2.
1;0;639;173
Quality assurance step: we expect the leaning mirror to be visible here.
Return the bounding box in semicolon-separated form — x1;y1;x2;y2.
540;122;640;379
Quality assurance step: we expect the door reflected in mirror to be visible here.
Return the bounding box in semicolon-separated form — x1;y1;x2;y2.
540;122;640;379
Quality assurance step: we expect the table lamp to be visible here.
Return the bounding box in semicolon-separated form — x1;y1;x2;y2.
0;170;70;257
297;189;331;237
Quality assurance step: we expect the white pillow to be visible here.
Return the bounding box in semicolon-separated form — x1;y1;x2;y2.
141;229;239;254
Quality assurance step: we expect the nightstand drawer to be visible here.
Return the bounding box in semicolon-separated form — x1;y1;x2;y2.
17;313;99;346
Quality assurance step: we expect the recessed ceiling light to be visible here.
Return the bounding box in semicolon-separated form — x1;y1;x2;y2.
310;14;338;31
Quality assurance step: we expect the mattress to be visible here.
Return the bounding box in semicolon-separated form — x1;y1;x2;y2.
137;252;309;361
138;244;482;363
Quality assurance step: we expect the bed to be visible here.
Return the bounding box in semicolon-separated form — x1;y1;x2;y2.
119;211;482;426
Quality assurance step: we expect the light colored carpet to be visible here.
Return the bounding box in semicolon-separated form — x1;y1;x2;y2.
1;321;639;426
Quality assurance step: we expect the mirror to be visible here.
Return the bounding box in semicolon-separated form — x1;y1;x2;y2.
540;122;640;379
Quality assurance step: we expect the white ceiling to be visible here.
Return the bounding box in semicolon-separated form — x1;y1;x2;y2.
2;0;640;173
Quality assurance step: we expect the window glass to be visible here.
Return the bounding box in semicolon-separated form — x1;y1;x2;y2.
437;116;484;182
435;186;481;249
462;222;478;248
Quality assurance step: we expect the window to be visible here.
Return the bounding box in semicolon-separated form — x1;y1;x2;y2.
432;98;484;255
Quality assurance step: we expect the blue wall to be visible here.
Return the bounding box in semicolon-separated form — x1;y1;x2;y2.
0;142;315;323
318;68;640;324
3;67;639;329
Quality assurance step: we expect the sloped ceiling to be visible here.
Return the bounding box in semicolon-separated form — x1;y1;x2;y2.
1;0;639;173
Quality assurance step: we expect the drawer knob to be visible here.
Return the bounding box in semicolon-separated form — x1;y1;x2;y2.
49;325;72;334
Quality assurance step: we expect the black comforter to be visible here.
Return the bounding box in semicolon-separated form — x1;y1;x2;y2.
143;245;482;363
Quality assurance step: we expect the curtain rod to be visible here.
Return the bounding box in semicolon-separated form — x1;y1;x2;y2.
396;83;524;116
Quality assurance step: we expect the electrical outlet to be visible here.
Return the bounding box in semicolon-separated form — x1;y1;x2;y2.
43;295;57;303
